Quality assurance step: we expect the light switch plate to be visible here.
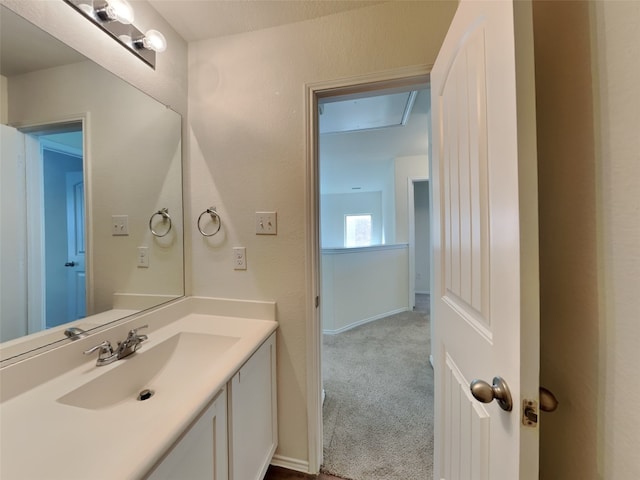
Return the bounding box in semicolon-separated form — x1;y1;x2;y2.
255;212;277;235
112;215;129;236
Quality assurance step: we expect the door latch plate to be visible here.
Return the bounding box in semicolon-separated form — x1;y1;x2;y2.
522;399;538;427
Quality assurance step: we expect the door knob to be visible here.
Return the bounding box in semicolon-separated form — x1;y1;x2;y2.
470;376;513;411
64;261;76;267
539;386;559;412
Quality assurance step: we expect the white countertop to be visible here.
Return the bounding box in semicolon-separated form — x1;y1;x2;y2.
0;302;277;480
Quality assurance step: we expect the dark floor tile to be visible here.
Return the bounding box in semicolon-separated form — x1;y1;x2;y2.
264;465;348;480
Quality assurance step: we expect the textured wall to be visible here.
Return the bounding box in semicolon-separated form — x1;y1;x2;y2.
592;1;640;477
188;1;456;465
534;1;640;478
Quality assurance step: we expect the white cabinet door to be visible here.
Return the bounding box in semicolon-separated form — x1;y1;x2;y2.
146;388;228;480
431;1;540;478
228;333;277;480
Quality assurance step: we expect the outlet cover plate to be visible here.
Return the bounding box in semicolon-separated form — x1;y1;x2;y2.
137;246;149;268
233;247;246;270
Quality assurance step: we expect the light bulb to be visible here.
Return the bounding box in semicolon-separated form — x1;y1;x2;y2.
118;34;133;49
109;0;134;24
94;0;134;24
142;29;167;53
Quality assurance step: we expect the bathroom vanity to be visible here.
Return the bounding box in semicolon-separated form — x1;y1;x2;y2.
0;297;278;480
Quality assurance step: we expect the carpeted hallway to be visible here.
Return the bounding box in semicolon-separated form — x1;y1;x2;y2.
320;294;433;480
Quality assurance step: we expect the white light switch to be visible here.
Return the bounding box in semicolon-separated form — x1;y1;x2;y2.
137;246;149;268
233;247;246;270
112;215;129;236
255;212;277;235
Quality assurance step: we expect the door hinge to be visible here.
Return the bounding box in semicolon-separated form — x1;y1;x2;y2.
522;399;538;427
315;296;320;308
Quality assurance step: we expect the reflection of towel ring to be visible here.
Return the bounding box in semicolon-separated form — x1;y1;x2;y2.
197;207;222;237
149;208;172;237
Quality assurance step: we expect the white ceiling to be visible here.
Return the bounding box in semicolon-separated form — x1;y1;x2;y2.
320;89;430;194
147;0;385;42
319;91;417;134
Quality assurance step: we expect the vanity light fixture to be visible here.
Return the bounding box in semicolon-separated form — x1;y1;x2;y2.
64;0;167;69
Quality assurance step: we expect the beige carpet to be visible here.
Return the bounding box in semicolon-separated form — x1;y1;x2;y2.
321;305;433;480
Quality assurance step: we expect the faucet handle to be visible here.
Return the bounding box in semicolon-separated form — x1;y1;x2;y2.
83;340;114;356
129;324;149;336
84;340;118;366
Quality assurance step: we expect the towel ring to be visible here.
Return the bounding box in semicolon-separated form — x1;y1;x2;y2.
149;208;172;237
197;207;221;237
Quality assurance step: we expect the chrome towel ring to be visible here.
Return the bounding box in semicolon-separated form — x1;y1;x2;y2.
149;208;172;237
198;207;222;237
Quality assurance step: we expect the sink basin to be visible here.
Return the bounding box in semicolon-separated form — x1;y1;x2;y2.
57;332;240;410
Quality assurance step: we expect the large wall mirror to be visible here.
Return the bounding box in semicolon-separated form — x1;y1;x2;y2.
0;5;184;363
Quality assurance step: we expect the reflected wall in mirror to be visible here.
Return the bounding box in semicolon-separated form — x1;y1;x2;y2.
0;5;184;362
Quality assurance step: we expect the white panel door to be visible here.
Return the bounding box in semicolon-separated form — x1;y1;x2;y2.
431;1;539;479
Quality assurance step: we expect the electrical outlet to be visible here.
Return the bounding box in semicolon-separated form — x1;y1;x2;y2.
255;211;277;235
233;247;246;270
137;246;149;268
112;215;129;236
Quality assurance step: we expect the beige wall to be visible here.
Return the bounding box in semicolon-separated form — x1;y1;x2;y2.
321;246;409;333
394;154;429;243
591;1;640;477
188;1;456;465
534;1;640;478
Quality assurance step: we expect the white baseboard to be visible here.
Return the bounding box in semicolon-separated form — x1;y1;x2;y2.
323;307;409;335
270;454;310;474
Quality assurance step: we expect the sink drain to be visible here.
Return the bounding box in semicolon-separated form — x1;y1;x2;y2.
137;389;155;401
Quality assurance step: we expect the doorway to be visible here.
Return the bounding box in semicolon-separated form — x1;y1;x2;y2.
313;74;433;478
24;123;86;332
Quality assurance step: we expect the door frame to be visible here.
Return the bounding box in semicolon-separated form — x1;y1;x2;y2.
16;114;91;331
304;65;430;473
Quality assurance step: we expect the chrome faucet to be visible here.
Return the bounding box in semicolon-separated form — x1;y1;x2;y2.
83;340;117;366
83;325;148;366
115;325;149;359
64;327;88;340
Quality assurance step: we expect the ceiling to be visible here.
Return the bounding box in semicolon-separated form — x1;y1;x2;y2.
320;89;430;194
147;0;385;42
